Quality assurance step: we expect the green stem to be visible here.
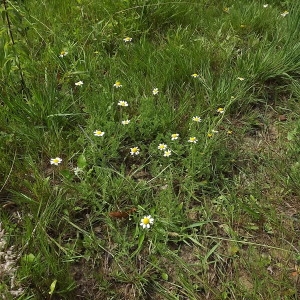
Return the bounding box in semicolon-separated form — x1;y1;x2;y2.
3;0;28;95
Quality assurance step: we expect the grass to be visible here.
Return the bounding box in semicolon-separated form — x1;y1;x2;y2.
1;0;300;299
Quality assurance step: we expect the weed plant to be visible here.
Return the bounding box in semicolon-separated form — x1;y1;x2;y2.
1;0;300;299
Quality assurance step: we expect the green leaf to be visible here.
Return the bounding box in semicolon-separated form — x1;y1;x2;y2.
177;202;183;211
60;169;74;180
131;232;145;257
49;279;57;295
183;221;212;229
22;253;36;263
77;154;87;169
287;129;296;141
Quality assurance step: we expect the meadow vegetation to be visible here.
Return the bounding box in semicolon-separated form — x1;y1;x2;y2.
1;0;300;299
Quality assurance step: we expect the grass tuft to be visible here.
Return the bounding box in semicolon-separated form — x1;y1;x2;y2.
0;0;300;298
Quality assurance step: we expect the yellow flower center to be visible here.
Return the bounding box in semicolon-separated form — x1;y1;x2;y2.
142;218;150;225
